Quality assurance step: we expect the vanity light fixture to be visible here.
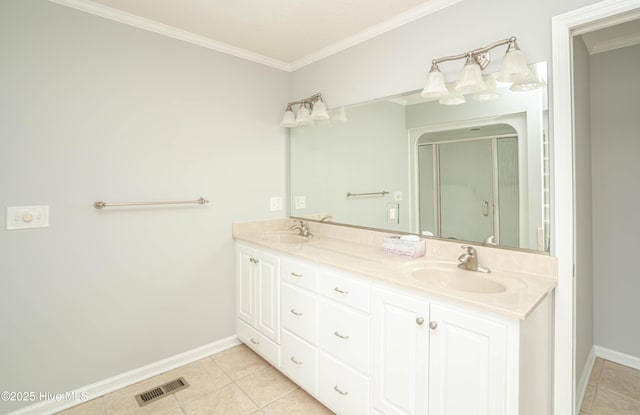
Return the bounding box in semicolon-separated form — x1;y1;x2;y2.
421;36;533;105
280;93;329;128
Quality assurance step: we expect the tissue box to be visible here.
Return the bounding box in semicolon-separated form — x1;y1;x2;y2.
382;236;426;258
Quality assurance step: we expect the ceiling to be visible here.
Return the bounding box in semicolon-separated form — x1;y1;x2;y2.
51;0;461;71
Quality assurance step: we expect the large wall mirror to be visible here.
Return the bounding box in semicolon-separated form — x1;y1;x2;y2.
290;62;549;252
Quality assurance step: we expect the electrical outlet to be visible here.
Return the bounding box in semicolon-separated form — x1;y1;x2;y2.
6;206;49;230
294;196;306;210
269;197;283;211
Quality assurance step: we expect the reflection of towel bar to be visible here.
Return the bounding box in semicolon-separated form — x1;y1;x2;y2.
346;190;389;197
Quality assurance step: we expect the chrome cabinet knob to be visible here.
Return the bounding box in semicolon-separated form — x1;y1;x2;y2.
429;321;438;330
416;317;425;325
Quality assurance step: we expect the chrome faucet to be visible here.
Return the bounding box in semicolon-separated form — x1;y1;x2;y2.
290;220;313;238
457;245;491;273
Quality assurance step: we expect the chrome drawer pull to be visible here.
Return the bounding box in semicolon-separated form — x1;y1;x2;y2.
416;317;425;325
334;287;349;295
290;272;303;277
290;308;303;316
290;356;303;365
334;331;349;340
250;338;260;345
333;385;349;396
429;321;438;330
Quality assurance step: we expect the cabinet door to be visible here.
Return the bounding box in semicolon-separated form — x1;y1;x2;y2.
255;251;281;344
236;245;256;326
371;288;429;415
428;304;508;415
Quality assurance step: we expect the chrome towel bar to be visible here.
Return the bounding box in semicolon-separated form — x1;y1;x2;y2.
346;190;389;197
93;197;209;209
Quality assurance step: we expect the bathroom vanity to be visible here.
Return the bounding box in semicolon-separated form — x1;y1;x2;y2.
233;219;556;415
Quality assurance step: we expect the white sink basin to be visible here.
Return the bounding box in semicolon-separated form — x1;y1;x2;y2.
260;231;310;245
404;261;525;294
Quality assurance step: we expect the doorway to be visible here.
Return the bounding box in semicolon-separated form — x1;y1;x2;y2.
552;1;640;414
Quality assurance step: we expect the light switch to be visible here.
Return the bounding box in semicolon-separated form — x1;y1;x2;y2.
6;206;49;230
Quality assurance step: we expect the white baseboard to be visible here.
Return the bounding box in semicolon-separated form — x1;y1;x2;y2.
595;345;640;370
9;336;240;415
575;346;596;413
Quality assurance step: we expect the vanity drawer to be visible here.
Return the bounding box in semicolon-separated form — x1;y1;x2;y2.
281;330;318;396
282;258;317;292
318;300;370;375
237;319;280;368
318;269;370;312
282;282;318;345
318;351;369;415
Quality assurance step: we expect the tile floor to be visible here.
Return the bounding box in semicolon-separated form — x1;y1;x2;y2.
580;358;640;415
55;344;333;415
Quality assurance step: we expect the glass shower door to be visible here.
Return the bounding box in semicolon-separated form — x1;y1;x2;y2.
439;140;494;243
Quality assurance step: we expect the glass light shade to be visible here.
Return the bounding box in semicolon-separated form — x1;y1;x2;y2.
498;49;530;82
439;90;466;106
472;75;500;101
295;105;314;126
421;69;450;98
509;64;545;91
455;61;486;94
331;107;348;123
310;100;329;120
280;108;296;128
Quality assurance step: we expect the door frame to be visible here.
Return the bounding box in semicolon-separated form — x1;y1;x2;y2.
551;1;640;414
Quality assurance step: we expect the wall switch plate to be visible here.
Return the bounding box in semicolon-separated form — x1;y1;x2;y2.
387;203;399;224
7;206;49;230
394;191;403;201
294;196;306;210
269;197;283;212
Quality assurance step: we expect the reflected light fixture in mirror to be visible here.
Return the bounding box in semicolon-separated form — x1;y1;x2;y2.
280;93;329;128
439;89;466;105
473;74;501;101
421;36;533;105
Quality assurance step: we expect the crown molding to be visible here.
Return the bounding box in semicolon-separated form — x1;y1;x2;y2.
289;0;463;71
47;0;293;71
48;0;462;72
582;31;640;54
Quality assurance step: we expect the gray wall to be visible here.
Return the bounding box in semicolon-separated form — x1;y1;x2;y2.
591;43;640;359
0;1;289;412
572;36;594;389
290;101;408;231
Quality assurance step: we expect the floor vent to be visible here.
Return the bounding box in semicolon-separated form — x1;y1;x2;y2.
135;377;189;407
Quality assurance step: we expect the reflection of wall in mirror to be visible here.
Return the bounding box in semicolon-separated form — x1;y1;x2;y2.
290;100;410;231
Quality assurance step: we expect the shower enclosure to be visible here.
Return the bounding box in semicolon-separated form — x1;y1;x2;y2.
417;125;520;247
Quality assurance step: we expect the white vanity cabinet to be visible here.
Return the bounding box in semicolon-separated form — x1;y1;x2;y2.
372;286;550;415
235;243;281;367
280;257;319;394
371;289;430;415
317;268;371;415
428;303;509;415
235;241;551;415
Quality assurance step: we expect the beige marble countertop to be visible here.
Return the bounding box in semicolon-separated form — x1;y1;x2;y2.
233;219;557;320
